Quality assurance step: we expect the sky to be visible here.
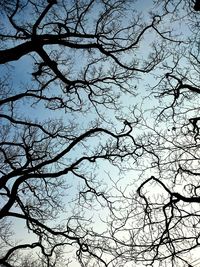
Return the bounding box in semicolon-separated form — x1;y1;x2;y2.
1;0;200;266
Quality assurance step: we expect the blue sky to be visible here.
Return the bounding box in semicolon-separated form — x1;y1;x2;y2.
1;0;199;266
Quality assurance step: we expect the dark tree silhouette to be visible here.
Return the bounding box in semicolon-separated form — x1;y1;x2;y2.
0;0;200;267
0;0;166;266
106;1;200;267
194;0;200;11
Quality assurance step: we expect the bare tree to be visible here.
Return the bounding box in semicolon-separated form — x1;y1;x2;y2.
107;1;200;267
0;0;168;266
1;0;200;267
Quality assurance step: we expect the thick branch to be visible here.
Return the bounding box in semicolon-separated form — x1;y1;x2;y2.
0;41;36;64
